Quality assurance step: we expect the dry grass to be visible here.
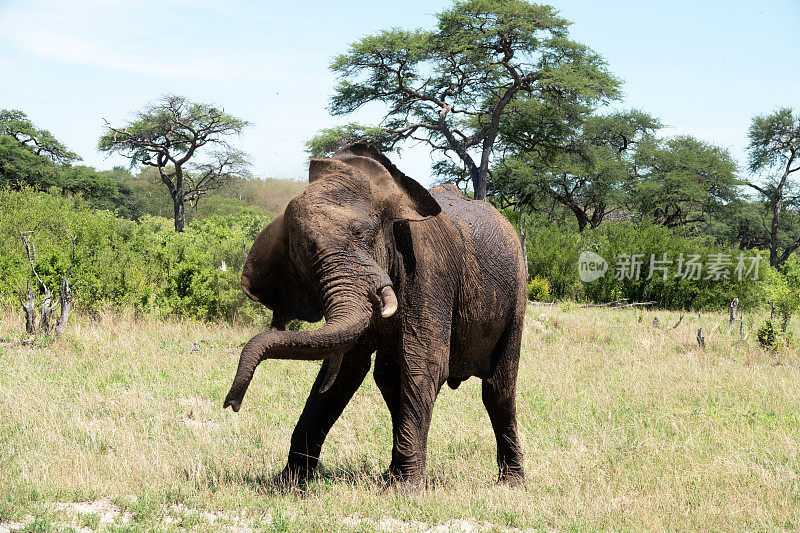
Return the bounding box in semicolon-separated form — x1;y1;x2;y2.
0;305;798;531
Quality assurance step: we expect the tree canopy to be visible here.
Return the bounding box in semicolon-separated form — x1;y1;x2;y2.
324;0;620;199
306;124;396;158
0;134;61;190
746;107;800;266
495;108;661;230
0;109;79;165
0;109;79;191
99;95;250;232
632;135;740;231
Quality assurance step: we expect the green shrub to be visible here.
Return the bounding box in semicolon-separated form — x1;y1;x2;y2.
0;188;272;322
759;256;800;330
526;276;551;301
757;319;782;352
525;220;766;310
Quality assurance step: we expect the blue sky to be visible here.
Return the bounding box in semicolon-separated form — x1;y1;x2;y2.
1;0;798;187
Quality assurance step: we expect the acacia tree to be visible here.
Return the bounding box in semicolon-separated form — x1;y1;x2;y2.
306;123;397;158
492;109;660;230
633;135;740;231
326;0;620;200
99;95;249;231
745;107;800;267
0;109;80;165
0;109;80;190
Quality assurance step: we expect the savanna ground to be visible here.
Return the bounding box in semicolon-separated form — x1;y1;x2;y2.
0;304;798;532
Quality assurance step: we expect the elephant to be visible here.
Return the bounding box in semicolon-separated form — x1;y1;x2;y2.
223;143;526;489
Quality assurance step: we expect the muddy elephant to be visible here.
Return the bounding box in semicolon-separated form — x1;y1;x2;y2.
223;143;526;489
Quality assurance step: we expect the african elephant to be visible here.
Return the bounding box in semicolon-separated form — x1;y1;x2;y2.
223;143;526;489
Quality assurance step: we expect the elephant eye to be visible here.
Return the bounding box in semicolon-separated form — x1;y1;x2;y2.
348;219;373;243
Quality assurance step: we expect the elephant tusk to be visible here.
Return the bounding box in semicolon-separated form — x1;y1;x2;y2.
318;354;343;394
379;285;398;318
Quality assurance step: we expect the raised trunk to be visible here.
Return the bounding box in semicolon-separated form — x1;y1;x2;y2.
318;285;397;393
225;244;398;411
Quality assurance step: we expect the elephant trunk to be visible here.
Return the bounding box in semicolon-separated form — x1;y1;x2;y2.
317;285;397;393
224;253;376;412
223;308;371;411
224;250;399;411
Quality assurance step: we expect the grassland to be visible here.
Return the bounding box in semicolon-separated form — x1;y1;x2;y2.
0;305;798;531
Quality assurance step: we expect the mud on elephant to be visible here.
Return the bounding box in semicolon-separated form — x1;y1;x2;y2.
224;143;526;489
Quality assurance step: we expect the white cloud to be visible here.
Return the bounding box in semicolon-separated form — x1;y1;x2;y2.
0;0;249;80
17;29;244;79
0;57;14;77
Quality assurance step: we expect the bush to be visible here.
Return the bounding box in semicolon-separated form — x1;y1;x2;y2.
525;220;766;310
526;276;551;301
757;255;800;331
757;319;781;352
0;188;273;322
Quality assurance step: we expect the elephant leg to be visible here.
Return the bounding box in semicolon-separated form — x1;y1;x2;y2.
482;323;525;486
386;330;448;489
284;341;373;481
374;350;402;452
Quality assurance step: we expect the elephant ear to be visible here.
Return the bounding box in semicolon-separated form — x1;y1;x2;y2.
242;214;322;324
327;142;441;221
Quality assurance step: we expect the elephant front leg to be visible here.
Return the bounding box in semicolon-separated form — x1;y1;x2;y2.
386;349;446;490
283;343;373;482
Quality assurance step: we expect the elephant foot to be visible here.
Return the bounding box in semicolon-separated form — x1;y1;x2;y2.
382;477;425;495
222;393;241;412
497;469;525;488
274;462;316;488
381;467;425;494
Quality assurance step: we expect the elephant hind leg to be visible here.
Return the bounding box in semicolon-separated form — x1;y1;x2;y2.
482;321;525;486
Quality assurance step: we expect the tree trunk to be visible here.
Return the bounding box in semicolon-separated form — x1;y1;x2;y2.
728;298;738;329
777;234;800;266
590;203;606;229
436;106;484;201
39;287;53;335
173;163;185;231
517;204;528;279
769;197;781;267
474;169;487;201
475;136;496;201
173;192;186;232
768;165;791;267
19;280;36;335
573;208;589;232
160;164;186;232
54;276;72;337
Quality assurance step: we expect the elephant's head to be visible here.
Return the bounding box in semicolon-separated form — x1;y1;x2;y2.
224;143;441;411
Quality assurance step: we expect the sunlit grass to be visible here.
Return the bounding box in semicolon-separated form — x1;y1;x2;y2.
0;305;798;530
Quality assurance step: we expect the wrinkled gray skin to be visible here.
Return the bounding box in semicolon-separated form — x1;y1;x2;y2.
224;143;526;489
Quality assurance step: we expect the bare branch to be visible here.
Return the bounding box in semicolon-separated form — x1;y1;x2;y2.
19;231;47;293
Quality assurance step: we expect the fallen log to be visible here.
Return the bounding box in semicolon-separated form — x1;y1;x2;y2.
581;300;658;309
